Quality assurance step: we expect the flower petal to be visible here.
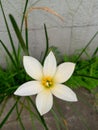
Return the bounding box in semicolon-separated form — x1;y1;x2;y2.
36;90;53;115
43;51;57;77
23;56;43;80
14;81;43;96
54;62;75;83
51;84;78;102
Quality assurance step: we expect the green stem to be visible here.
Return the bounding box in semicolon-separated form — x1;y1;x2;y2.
42;24;49;64
25;17;29;54
75;61;93;71
0;1;18;66
21;0;29;54
75;31;98;62
51;109;61;130
0;97;20;128
20;0;29;32
9;14;29;55
17;0;29;62
18;99;40;121
18;98;48;129
74;74;98;80
26;98;37;130
27;97;49;130
92;47;98;57
0;97;8;117
16;102;25;130
54;101;68;130
0;40;17;68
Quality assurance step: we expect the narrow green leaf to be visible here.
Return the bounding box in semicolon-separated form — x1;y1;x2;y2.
18;99;40;121
17;0;29;64
54;101;68;130
42;24;49;64
0;98;20;128
21;0;29;54
92;47;98;57
74;74;98;80
51;109;61;130
9;14;28;55
27;97;49;130
75;31;98;62
25;17;29;53
0;1;18;63
20;0;29;53
0;40;17;68
20;0;29;32
16;102;25;130
26;99;37;130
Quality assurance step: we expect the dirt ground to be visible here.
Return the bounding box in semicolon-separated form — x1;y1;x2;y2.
0;88;98;130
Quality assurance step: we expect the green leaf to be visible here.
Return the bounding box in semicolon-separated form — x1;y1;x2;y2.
75;31;98;62
42;24;49;64
0;40;17;68
9;14;28;55
20;0;29;32
0;1;18;64
0;98;20;128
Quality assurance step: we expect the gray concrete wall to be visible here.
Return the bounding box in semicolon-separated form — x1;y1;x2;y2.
0;0;98;66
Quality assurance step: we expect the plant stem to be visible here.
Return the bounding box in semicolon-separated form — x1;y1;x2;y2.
0;1;18;67
74;74;98;80
42;24;49;64
75;31;98;62
27;97;49;130
20;0;29;32
92;47;98;57
16;102;25;130
0;97;20;128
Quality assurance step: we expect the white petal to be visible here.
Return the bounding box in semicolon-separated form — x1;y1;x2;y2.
43;51;57;77
23;56;43;80
51;84;78;102
36;90;53;115
54;62;75;83
14;81;43;96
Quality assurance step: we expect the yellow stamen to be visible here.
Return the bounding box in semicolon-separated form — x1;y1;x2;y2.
42;77;53;88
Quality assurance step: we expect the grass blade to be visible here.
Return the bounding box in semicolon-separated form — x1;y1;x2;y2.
42;24;49;64
17;0;29;62
0;1;18;64
74;74;98;80
21;0;29;52
20;0;29;32
24;16;29;53
16;102;25;130
9;14;28;55
0;97;20;128
26;99;37;130
27;97;49;130
92;47;98;57
51;109;61;130
75;31;98;62
0;40;17;68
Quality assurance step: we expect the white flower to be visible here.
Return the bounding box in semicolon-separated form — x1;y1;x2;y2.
14;51;78;115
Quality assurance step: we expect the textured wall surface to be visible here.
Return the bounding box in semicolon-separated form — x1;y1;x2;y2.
0;0;98;66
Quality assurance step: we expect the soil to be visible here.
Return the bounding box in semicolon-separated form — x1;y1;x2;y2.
0;88;98;130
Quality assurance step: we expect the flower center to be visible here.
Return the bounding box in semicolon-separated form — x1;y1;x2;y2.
42;77;53;88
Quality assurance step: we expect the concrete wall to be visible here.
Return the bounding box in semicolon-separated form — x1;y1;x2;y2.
0;0;98;66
